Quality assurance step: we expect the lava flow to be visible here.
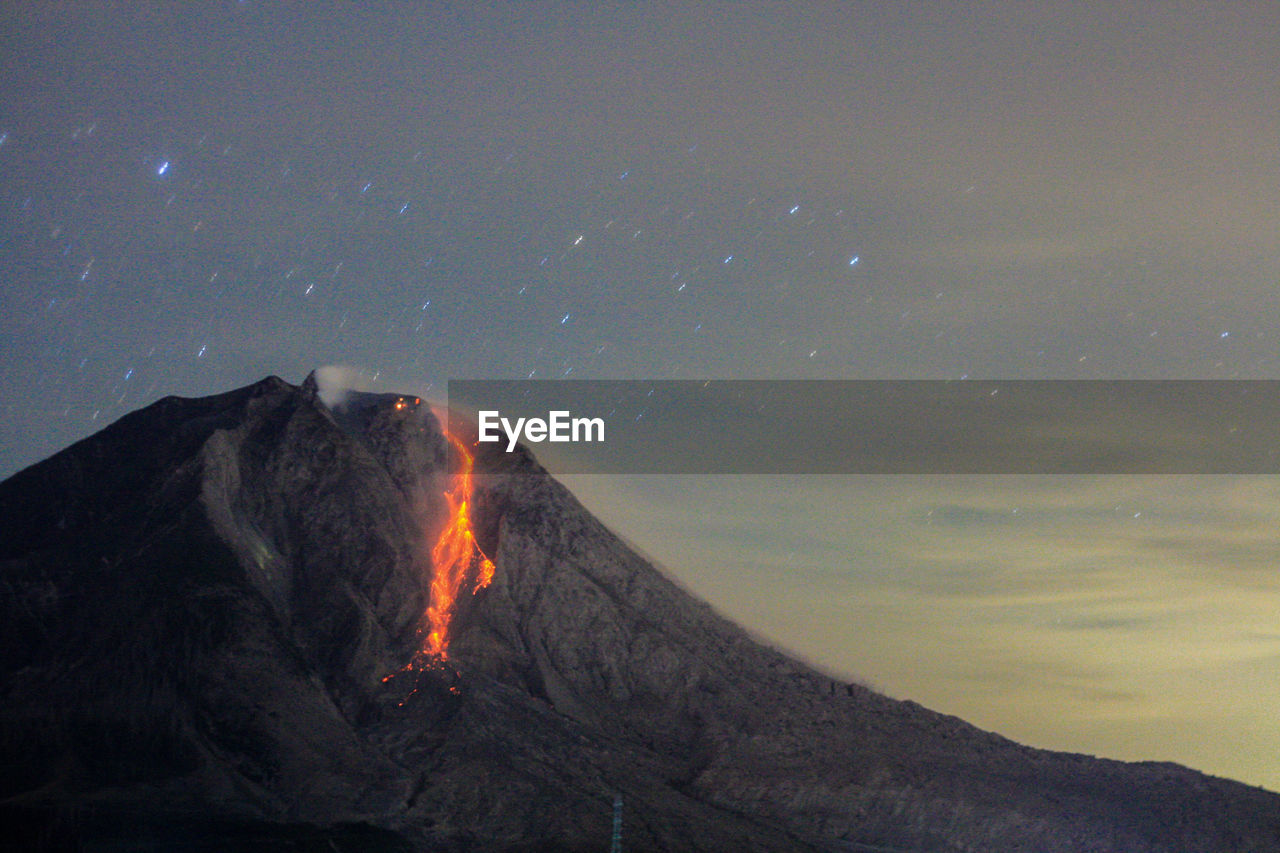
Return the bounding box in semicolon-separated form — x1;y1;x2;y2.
421;416;495;660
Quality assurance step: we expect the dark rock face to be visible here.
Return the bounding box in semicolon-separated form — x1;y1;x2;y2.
2;375;1278;852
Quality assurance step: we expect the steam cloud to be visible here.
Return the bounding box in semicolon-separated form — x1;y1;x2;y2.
314;365;439;414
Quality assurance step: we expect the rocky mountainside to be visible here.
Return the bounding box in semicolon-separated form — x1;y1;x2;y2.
2;374;1279;851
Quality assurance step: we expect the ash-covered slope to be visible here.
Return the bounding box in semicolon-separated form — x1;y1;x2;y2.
1;375;1278;852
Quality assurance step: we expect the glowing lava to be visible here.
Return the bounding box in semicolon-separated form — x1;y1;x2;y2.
421;416;495;659
383;410;494;698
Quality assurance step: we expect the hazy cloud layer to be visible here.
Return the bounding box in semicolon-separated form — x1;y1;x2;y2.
563;473;1280;790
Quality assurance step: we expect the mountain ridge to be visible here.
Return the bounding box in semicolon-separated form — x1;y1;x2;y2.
2;373;1278;851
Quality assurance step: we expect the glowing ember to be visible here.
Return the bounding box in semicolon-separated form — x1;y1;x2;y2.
421;415;495;659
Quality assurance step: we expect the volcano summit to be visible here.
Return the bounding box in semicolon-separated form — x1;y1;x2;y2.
2;374;1278;851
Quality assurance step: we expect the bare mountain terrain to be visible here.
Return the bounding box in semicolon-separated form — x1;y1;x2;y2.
2;374;1278;851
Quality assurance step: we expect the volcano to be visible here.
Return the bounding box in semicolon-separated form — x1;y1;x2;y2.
2;374;1278;851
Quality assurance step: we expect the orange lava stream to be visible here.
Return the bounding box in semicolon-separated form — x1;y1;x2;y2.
422;421;495;659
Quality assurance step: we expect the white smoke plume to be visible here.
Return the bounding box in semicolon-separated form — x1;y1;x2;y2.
314;365;439;411
314;364;391;410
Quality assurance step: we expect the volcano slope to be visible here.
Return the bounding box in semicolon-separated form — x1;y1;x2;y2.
1;374;1278;852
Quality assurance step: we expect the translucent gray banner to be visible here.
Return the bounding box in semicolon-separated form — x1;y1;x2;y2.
446;380;1280;474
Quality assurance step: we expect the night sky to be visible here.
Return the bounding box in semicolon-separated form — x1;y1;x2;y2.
5;3;1280;789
